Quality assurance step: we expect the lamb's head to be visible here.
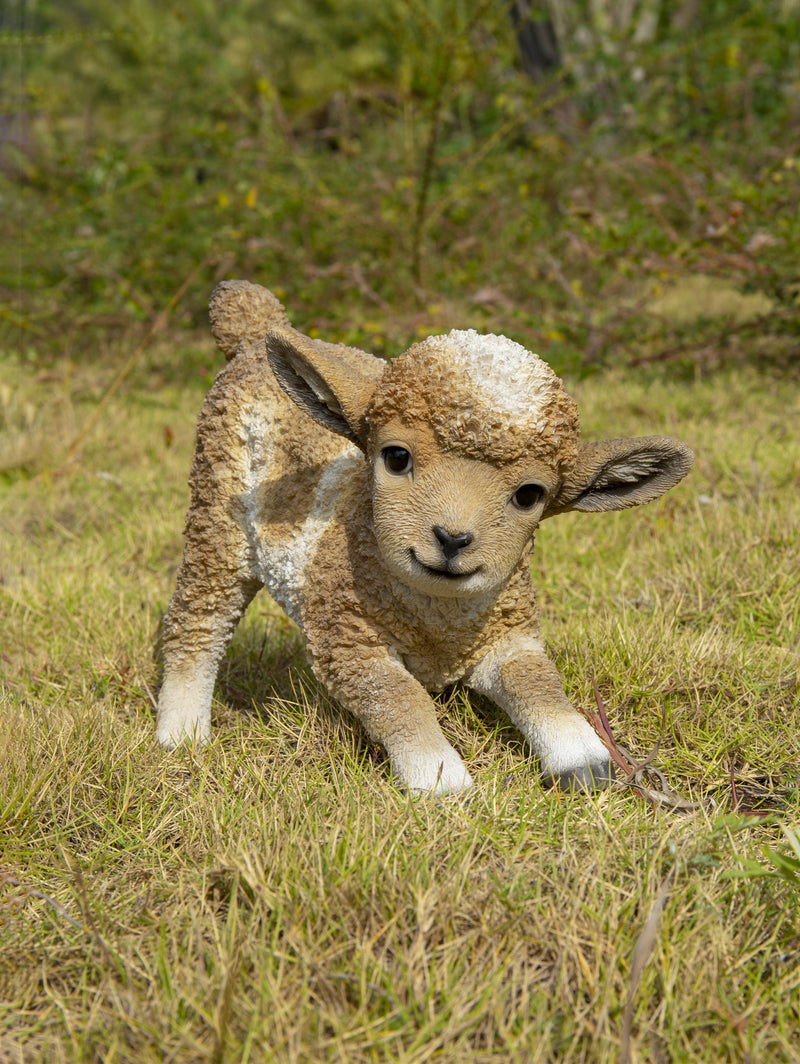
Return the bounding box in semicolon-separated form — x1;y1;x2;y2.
356;330;584;598
267;326;693;599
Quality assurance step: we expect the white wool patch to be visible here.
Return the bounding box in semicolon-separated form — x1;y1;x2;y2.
235;405;361;625
240;437;361;626
262;451;360;623
444;330;555;416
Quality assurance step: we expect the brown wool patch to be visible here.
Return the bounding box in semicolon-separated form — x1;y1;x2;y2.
366;334;580;473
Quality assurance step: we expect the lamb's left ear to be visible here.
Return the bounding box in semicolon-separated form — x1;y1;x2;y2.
544;436;694;516
266;327;385;450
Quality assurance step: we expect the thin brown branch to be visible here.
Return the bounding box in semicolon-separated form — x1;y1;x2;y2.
50;252;214;477
628;308;797;367
581;681;712;813
730;757;740;812
604;159;680;244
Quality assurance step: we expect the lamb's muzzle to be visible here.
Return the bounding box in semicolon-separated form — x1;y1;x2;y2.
432;526;473;560
156;279;694;794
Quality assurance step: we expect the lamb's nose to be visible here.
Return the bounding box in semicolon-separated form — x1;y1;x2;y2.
433;525;473;561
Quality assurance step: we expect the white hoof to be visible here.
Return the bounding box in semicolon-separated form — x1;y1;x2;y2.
393;744;474;795
156;671;213;749
538;717;612;791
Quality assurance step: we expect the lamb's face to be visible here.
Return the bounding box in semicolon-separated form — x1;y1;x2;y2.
370;420;562;598
366;332;581;599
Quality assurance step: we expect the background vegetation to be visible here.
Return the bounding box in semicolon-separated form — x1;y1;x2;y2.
1;1;799;1061
2;0;799;370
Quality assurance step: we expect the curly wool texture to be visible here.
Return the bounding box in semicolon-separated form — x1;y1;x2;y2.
366;331;580;472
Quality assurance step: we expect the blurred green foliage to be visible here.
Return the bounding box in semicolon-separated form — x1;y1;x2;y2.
2;0;798;371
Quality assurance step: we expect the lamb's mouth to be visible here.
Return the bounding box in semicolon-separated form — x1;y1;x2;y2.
410;550;481;581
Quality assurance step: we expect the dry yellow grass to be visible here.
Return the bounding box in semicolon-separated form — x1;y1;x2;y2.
1;349;798;1062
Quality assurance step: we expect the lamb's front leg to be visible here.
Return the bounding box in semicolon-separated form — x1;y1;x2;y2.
325;649;474;794
466;633;612;790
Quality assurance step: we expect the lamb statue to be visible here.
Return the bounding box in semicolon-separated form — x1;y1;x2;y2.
156;280;693;794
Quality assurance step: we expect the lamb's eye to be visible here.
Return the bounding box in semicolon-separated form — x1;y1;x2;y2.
382;446;413;476
512;483;545;511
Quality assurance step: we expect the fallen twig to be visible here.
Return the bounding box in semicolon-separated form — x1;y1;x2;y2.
1;867;86;934
580;679;712;813
730;756;740;812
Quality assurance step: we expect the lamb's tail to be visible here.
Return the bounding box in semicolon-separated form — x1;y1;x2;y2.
209;280;291;360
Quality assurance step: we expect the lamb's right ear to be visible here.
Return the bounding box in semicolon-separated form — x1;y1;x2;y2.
544;436;694;516
266;327;385;450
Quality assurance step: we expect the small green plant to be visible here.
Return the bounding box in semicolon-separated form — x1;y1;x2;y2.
725;822;800;892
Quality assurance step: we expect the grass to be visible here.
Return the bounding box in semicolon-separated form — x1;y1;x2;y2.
1;341;798;1062
2;3;799;1056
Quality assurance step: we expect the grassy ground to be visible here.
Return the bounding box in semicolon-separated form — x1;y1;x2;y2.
1;340;798;1063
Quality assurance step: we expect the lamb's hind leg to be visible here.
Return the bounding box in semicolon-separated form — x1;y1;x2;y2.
157;522;260;748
